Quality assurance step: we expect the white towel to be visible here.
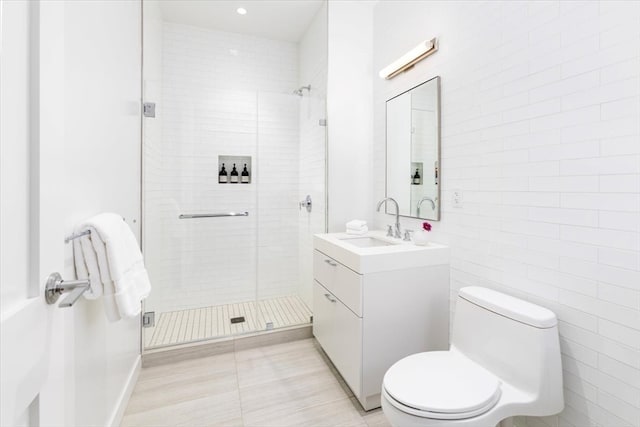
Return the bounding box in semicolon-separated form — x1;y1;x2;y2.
346;219;367;229
73;213;151;321
346;225;368;235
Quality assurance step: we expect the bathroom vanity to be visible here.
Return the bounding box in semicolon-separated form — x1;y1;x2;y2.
313;231;449;410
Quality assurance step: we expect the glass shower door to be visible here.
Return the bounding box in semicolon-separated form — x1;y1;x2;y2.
254;91;326;332
141;88;261;349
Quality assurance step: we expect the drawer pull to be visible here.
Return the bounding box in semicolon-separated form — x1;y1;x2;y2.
324;259;338;267
324;293;337;303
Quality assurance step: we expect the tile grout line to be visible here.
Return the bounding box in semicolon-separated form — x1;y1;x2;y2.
233;342;247;427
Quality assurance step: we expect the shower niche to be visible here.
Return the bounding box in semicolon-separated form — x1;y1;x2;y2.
218;155;252;184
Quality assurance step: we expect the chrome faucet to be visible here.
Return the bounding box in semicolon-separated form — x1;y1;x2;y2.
416;197;436;217
376;197;401;239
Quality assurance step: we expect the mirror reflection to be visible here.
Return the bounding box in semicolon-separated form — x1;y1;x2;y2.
385;76;440;220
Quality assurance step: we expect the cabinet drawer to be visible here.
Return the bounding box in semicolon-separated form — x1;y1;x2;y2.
313;281;362;397
313;250;362;316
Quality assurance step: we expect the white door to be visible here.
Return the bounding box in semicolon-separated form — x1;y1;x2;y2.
1;1;70;424
2;0;142;425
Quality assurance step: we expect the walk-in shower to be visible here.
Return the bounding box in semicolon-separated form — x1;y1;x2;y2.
141;0;327;350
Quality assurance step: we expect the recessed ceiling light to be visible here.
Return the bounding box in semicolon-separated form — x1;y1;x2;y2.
236;7;247;15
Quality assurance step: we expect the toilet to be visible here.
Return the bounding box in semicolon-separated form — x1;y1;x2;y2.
381;286;564;427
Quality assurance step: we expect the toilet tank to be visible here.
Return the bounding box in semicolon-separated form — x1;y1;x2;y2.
451;287;563;414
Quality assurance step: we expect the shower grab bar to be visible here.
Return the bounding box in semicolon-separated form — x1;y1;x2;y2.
179;212;249;219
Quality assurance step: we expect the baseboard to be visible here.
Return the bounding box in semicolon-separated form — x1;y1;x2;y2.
142;337;235;367
233;324;313;352
107;355;141;427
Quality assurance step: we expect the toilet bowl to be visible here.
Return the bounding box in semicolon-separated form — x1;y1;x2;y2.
381;286;564;427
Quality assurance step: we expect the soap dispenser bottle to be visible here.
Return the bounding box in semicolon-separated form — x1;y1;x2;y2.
218;163;228;184
230;163;239;184
241;163;250;183
412;169;421;185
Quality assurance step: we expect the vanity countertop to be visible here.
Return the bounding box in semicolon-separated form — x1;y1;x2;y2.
314;230;449;274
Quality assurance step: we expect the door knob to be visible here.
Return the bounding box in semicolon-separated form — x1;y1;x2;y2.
45;272;90;307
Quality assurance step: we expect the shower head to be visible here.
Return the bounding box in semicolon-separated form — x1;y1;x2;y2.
293;84;311;96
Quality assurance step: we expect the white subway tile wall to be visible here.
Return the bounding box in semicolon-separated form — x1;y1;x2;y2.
257;92;302;302
373;1;639;426
144;22;305;315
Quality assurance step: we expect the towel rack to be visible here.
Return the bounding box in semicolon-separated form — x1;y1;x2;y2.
64;230;91;244
179;212;249;219
64;216;127;243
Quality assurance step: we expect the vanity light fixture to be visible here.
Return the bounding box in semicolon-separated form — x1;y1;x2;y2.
379;38;438;80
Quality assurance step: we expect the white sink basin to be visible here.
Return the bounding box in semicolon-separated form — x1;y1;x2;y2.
314;230;449;274
339;236;394;248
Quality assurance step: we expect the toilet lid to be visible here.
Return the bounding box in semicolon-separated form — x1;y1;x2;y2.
383;351;501;416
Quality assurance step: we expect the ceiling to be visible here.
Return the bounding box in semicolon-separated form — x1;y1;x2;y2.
159;0;325;43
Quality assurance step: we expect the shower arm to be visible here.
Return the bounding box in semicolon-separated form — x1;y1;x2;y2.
293;84;311;96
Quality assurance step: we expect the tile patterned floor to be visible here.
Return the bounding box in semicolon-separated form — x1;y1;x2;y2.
146;296;313;348
122;338;391;427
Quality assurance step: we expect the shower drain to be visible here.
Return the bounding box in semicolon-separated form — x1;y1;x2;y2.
230;316;245;324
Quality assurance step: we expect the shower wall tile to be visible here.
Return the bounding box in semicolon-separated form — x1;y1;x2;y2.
145;22;300;313
257;93;301;301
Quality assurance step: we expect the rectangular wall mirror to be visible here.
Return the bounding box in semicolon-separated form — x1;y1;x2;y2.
385;76;440;220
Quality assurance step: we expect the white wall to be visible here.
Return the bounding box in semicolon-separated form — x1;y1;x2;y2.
327;1;375;232
373;2;640;426
63;1;141;425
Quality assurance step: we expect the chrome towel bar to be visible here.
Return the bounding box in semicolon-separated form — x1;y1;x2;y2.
64;229;91;244
64;217;126;244
179;212;249;219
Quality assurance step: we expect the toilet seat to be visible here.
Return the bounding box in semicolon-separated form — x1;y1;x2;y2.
383;351;502;420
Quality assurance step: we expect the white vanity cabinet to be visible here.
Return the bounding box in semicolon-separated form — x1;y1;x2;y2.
312;232;450;410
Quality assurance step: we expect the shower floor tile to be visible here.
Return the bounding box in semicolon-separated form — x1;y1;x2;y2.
145;295;312;348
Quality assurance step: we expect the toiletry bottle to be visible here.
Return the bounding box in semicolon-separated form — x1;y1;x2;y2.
412;169;421;185
230;163;239;184
241;163;250;183
219;163;228;184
